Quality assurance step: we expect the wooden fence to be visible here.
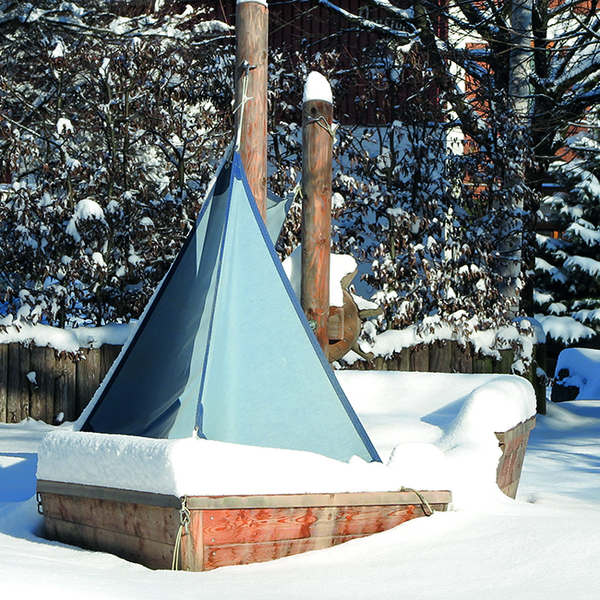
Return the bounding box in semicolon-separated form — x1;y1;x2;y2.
0;343;122;425
0;340;546;425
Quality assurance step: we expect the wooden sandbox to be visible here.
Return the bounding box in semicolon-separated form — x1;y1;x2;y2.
36;482;451;571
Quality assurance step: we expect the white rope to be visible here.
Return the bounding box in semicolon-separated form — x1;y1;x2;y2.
172;496;191;570
305;114;338;140
233;61;254;152
400;487;434;517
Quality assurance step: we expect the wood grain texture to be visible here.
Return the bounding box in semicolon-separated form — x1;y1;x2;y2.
75;349;101;416
328;291;361;363
54;354;77;422
302;98;334;356
7;343;29;422
495;416;535;498
235;0;268;219
44;515;175;570
409;344;429;372
39;484;451;572
0;344;7;423
40;492;179;545
30;346;55;422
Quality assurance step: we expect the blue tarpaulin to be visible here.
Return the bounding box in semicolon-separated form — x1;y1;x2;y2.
81;152;380;463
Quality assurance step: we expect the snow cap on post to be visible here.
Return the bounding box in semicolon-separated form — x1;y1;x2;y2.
303;71;333;104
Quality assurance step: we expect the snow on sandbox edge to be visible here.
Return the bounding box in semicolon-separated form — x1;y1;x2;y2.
37;373;535;506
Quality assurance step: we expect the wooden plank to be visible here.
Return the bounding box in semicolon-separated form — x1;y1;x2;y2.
186;490;452;510
54;354;77;422
44;515;174;570
76;349;101;416
100;344;122;381
472;352;493;374
7;343;30;422
493;349;514;374
203;535;361;570
428;340;452;373
181;510;204;572
37;480;181;509
0;344;7;423
397;349;410;371
37;481;452;512
495;417;535;498
328;291;361;363
201;507;336;546
333;504;419;536
328;306;344;342
29;346;55;422
40;492;179;545
450;341;473;374
409;344;429;372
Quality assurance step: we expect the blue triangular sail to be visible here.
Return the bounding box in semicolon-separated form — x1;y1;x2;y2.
82;153;380;463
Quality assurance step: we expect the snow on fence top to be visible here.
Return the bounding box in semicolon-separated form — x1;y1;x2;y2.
0;319;136;352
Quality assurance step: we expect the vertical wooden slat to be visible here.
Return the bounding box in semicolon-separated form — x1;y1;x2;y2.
493;349;514;374
7;343;30;423
30;346;55;422
450;341;473;374
409;344;429;372
473;351;493;373
0;344;7;423
429;340;452;373
100;344;122;381
76;349;101;417
55;353;77;422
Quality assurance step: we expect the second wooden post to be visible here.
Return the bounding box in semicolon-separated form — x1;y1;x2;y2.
301;72;334;357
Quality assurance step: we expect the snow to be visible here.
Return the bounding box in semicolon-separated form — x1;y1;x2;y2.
351;315;542;365
303;71;333;104
37;373;534;502
2;372;600;599
565;255;600;276
282;246;357;307
535;313;595;344
237;0;268;6
56;117;73;135
0;321;136;352
555;348;600;400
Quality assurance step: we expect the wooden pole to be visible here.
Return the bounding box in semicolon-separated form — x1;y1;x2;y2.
235;0;268;221
301;72;334;357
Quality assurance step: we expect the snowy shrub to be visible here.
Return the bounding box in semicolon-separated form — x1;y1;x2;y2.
0;1;234;326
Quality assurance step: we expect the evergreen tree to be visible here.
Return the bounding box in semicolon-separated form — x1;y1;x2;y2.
534;114;600;338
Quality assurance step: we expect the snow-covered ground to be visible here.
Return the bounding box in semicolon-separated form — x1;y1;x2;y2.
1;372;600;599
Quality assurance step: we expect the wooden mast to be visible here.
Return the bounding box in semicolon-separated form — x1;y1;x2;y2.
235;0;268;222
301;72;334;357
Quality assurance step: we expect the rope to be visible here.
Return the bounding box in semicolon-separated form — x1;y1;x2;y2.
172;496;191;570
305;114;338;141
233;60;255;152
400;487;434;517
